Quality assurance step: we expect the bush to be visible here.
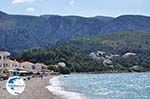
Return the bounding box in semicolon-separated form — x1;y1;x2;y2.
58;67;71;74
48;65;59;72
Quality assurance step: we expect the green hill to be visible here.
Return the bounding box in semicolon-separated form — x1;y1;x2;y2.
15;31;150;73
67;31;150;54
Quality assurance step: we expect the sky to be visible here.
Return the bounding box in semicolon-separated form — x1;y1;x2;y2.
0;0;149;17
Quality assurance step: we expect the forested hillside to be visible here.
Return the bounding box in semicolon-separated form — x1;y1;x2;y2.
0;11;150;51
15;32;150;73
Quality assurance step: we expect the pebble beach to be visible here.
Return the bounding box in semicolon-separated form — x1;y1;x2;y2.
0;76;60;99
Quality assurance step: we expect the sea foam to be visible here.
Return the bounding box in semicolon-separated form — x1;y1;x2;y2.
46;75;87;99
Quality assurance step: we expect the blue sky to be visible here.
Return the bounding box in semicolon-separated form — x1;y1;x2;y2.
0;0;149;17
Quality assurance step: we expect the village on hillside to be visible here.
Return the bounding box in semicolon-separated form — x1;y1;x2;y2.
89;50;144;72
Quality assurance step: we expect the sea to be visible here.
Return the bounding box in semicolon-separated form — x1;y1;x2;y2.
47;72;150;99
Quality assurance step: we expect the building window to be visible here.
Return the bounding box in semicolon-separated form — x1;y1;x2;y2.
32;65;35;69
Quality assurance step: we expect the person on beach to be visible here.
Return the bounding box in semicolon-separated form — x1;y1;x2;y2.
40;74;43;79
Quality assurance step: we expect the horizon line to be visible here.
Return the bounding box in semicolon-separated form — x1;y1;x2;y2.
1;10;150;18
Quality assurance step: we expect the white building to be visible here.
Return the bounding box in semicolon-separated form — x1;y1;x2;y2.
20;61;34;70
0;51;10;67
20;62;48;73
123;52;136;58
58;62;66;67
0;51;11;74
0;51;20;76
33;63;48;73
0;51;49;77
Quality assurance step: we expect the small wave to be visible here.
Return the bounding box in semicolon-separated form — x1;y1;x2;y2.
46;75;87;99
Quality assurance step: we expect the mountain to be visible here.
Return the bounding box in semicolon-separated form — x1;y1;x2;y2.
100;15;150;33
0;11;7;16
0;11;111;51
93;16;114;22
0;10;150;52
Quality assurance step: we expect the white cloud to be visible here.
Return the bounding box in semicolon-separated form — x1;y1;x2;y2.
12;0;35;4
26;7;35;12
69;0;75;5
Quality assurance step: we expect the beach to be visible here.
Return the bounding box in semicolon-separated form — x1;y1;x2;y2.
0;76;60;99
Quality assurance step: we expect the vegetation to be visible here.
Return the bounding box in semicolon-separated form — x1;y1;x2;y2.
1;10;150;52
0;10;110;51
15;31;150;73
16;46;103;73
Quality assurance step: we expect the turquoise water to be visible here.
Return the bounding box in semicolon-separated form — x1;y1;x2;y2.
58;73;150;99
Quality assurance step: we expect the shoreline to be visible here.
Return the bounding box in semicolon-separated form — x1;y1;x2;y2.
71;71;150;74
1;72;149;99
47;75;87;99
0;76;61;99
